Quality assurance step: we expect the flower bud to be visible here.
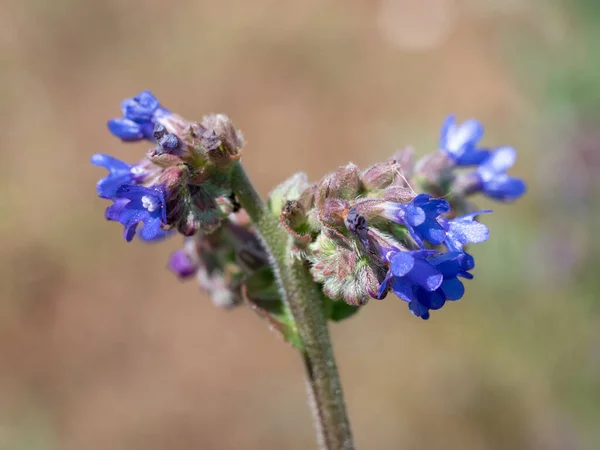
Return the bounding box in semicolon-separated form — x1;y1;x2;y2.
308;234;385;305
199;114;244;166
316;163;362;205
380;186;414;203
388;146;415;175
268;172;312;217
362;147;415;193
168;248;198;279
281;200;305;229
414;151;453;186
361;161;397;191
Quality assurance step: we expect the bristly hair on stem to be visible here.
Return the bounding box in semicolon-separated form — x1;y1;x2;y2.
231;163;355;450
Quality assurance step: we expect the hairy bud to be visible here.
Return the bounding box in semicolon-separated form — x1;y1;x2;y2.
361;162;397;191
309;234;384;305
316;163;362;206
268;172;312;217
198;114;244;166
414;151;453;187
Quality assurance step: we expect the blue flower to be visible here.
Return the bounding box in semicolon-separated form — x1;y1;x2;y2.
91;153;148;199
440;211;491;252
473;146;526;201
375;245;479;320
107;90;170;142
381;194;450;248
105;184;168;242
408;252;475;319
377;249;443;302
439;115;490;166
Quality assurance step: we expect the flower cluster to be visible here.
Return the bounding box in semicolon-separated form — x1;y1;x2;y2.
93;94;525;321
418;115;527;203
93;90;281;314
271;115;525;319
92;91;244;242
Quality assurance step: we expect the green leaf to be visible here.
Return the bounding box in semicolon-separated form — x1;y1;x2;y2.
323;295;361;322
244;267;303;349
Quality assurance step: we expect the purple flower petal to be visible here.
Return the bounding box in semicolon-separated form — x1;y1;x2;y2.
91;153;135;199
390;252;415;277
121;90;160;121
444;211;491;252
409;300;430;319
108;118;144;141
410;258;443;291
482;175;527;201
140;216;164;241
440;277;465;300
439;115;487;166
391;277;415;303
456;148;490;166
472;146;526;202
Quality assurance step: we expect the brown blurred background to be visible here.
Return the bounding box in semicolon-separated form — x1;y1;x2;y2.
2;0;600;449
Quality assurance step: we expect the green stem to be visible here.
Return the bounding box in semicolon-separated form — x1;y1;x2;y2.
231;162;354;450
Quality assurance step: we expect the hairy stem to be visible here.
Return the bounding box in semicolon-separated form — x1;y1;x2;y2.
231;162;354;450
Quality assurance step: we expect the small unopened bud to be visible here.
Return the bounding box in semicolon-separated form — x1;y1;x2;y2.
452;172;481;197
414;151;453;185
361;162;396;191
280;199;312;245
168;249;198;279
200;114;244;165
200;129;221;152
380;186;414;203
282;200;306;229
268;172;312;217
316;163;362;205
309;234;384;306
362;148;415;192
388;147;415;175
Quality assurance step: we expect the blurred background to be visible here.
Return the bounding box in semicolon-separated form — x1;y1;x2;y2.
2;0;600;449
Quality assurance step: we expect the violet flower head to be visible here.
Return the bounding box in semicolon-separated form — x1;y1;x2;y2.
473;146;527;201
91;153;147;199
348;198;490;319
380;194;450;248
439;115;490;166
376;248;463;320
377;249;442;302
409;252;475;319
108;90;170;142
105;184;167;242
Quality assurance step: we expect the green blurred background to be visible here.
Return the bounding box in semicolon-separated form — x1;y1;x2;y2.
2;0;600;449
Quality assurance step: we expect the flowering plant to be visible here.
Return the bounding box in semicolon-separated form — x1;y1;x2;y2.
93;91;525;449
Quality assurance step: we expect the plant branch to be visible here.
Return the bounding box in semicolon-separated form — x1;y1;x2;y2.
231;162;354;450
